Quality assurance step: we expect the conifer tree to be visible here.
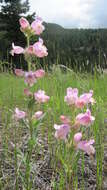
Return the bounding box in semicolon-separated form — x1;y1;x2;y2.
0;0;30;46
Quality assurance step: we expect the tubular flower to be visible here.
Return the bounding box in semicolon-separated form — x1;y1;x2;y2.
34;69;45;78
19;17;30;30
24;88;32;97
74;133;95;155
60;115;71;124
54;124;70;140
11;43;24;56
32;111;43;120
34;90;50;103
74;132;82;143
31;16;45;35
75;109;95;126
64;87;78;106
33;38;48;58
15;69;24;77
24;71;36;87
75;90;94;108
14;108;26;120
77;139;95;155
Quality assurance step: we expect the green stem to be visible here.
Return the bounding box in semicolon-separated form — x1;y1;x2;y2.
27;36;31;72
15;146;18;190
25;110;34;190
14;127;19;190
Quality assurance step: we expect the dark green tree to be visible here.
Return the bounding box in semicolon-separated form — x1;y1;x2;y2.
0;0;36;69
0;0;30;46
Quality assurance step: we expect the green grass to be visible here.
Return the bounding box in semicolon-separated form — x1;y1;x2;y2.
0;68;107;189
0;69;107;117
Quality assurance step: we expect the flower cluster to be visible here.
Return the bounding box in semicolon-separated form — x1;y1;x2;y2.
12;16;50;120
12;19;50;190
64;87;95;108
15;68;45;86
11;17;48;58
54;87;96;156
20;16;45;35
14;107;44;121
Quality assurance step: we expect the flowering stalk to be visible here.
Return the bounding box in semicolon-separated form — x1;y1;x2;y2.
54;88;96;188
12;16;49;189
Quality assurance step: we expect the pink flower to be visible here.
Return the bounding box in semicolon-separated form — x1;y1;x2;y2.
14;108;26;120
15;69;24;77
33;38;48;58
34;90;50;103
74;132;82;143
34;69;45;78
24;88;32;97
60;115;71;124
19;17;30;30
77;139;95;155
11;43;24;56
64;88;78;106
74;132;95;155
31;16;45;35
24;71;36;87
32;111;43;120
25;39;48;58
75;90;94;108
75;109;95;126
54;124;70;140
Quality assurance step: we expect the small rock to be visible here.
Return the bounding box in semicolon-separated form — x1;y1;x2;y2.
103;181;107;190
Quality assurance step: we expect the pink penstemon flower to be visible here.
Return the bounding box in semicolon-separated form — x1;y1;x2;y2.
14;108;26;120
80;90;93;103
32;111;43;120
26;39;48;58
60;115;71;124
24;71;36;87
75;90;94;108
24;88;32;97
77;139;95;155
34;69;45;78
75;109;95;126
74;132;82;143
54;124;70;140
64;87;78;106
33;38;48;58
31;16;45;35
74;133;95;155
34;90;50;103
15;69;24;77
19;17;30;30
11;43;24;56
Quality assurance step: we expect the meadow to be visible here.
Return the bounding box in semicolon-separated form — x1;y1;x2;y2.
0;67;107;189
0;10;107;189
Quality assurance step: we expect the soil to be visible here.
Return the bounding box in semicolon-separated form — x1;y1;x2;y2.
31;131;107;190
0;122;107;190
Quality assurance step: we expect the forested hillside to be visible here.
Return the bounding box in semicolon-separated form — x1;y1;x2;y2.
42;23;107;71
